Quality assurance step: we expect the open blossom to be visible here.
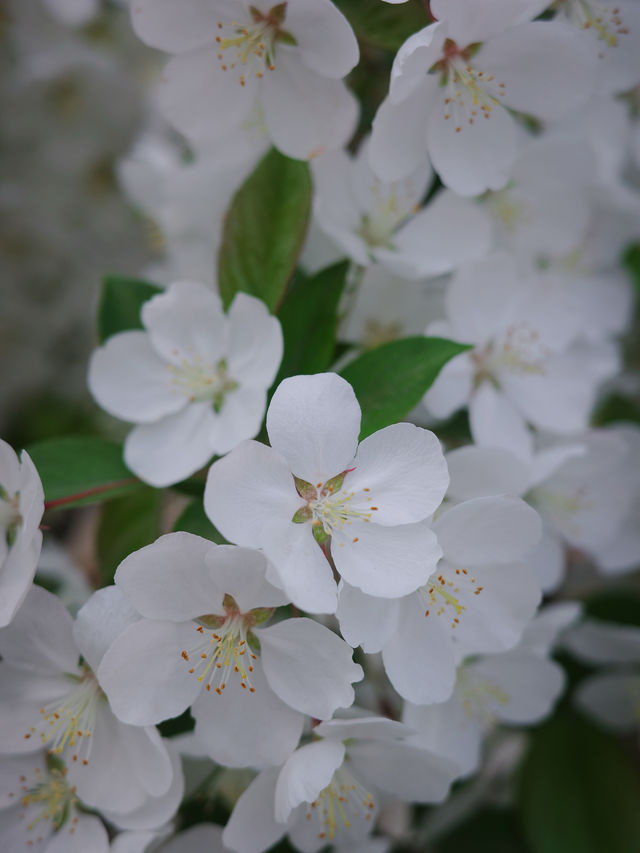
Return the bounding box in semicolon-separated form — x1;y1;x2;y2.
0;585;178;818
223;717;459;853
369;0;595;195
0;439;44;628
445;431;637;591
205;373;448;614
88;282;283;487
311;139;491;279
97;535;362;768
553;0;640;94
422;253;619;460
337;495;542;705
402;602;577;777
130;0;359;160
0;752;110;853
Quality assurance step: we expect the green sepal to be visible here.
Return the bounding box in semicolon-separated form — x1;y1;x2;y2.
250;607;274;626
312;523;329;545
292;505;312;523
323;473;345;494
293;476;317;500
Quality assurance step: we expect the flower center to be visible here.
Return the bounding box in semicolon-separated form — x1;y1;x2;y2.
0;484;22;549
458;668;510;723
558;0;628;48
421;568;484;630
12;760;80;842
180;598;271;694
485;186;528;232
433;39;506;133
168;357;238;411
355;185;420;250
214;3;296;86
25;667;103;766
306;765;376;842
291;473;378;544
471;325;549;388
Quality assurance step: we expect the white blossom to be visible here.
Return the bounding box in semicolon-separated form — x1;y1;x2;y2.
88;281;283;486
205;373;449;614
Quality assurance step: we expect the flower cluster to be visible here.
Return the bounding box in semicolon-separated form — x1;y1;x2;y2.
2;0;640;850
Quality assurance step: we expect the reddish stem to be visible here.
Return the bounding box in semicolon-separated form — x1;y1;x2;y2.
44;478;137;510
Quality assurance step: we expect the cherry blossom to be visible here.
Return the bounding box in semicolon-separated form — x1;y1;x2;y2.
88;281;283;486
337;495;542;704
97;535;362;768
130;0;360;160
369;0;596;194
205;373;448;613
223;717;459;853
0;585;177;817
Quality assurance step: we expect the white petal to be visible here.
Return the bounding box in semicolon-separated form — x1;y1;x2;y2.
314;716;411;743
404;696;482;779
263;57;359;160
426;96;516;197
347;739;458;803
158;49;256;145
476;21;595;121
469;382;533;461
333;522;441;598
285;0;359;79
575;672;640;732
162;825;227;853
141;282;226;367
192;663;303;768
97;620;202;725
73;586;141;672
563;620;640;665
275;739;345;823
336;582;399;653
46;814;109;853
369;86;432;183
106;744;184;830
124;404;218;487
205;545;289;611
389;22;447;103
468;653;565;724
130;0;222;52
209;386;268;455
226;293;283;388
115;532;216;621
262;521;338;614
260;617;362;718
431;0;549;42
204;440;303;547
88;331;183;423
223;768;284;853
387;191;492;278
0;585;78;675
524;527;566;594
433;496;542;565
446;445;529;501
345;423;449;525
382;594;456;704
267;374;360;483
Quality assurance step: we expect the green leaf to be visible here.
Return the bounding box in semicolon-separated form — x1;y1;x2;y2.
218;148;312;312
27;436;140;508
519;708;640;853
274;261;348;387
173;499;229;544
435;808;530;853
339;336;471;439
97;275;163;343
96;488;163;584
622;241;640;300
335;0;429;52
